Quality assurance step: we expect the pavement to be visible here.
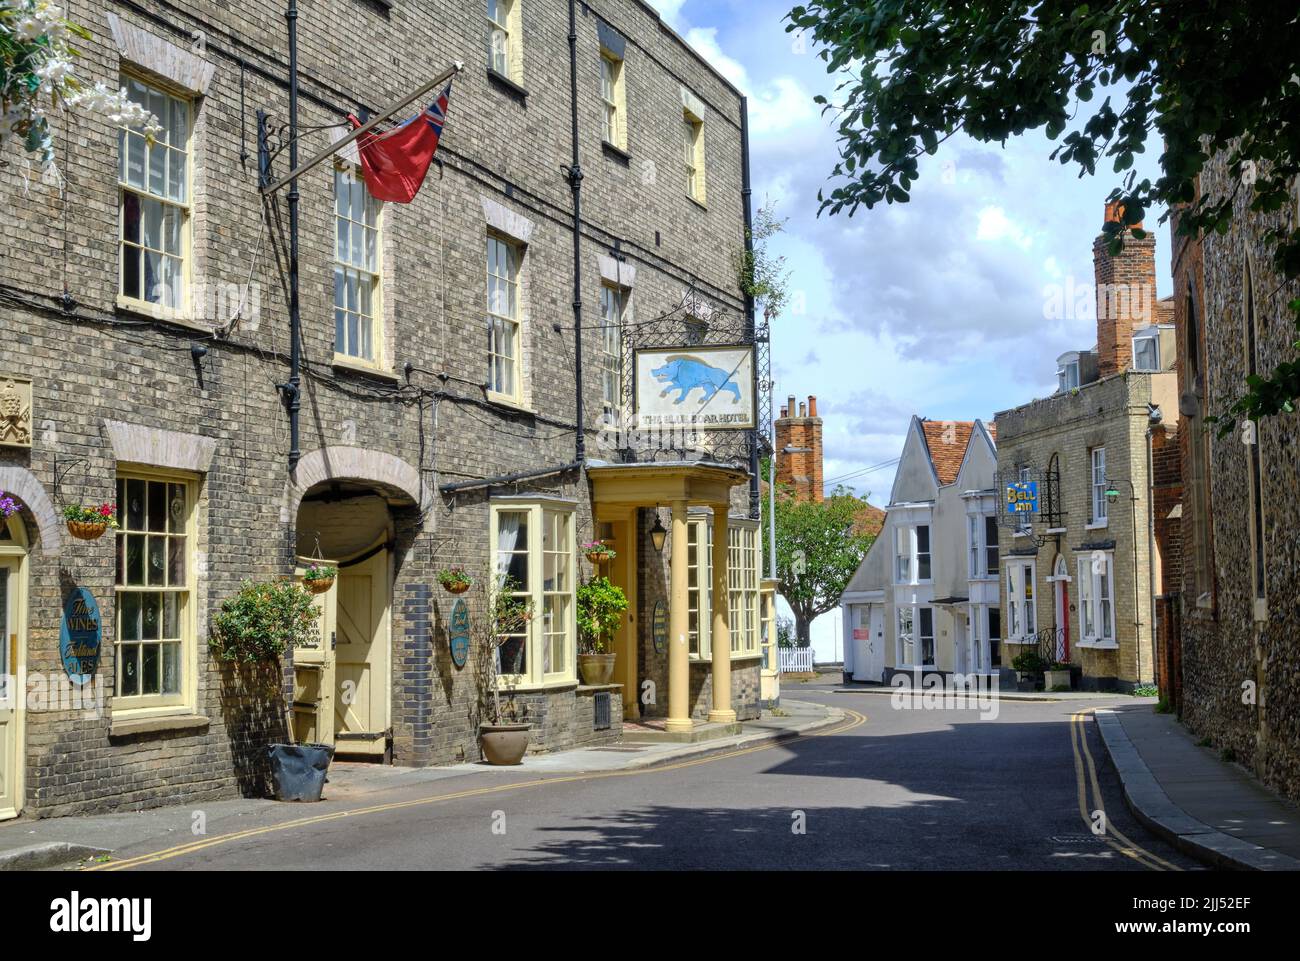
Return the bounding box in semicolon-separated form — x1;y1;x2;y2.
0;697;842;870
1096;704;1300;871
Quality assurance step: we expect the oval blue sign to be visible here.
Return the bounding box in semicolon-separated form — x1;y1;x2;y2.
60;587;101;686
449;598;470;669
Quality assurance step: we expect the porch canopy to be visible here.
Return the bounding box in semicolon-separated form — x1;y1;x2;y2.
587;460;750;733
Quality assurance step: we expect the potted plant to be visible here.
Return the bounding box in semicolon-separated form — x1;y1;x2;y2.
576;575;628;685
1044;661;1072;691
583;539;616;566
210;578;335;800
1011;649;1045;692
63;502;117;541
475;573;535;765
437;566;472;594
301;562;337;595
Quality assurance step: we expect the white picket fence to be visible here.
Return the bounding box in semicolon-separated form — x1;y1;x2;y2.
778;647;816;673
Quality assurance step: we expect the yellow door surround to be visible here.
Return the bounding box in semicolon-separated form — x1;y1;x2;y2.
589;462;750;733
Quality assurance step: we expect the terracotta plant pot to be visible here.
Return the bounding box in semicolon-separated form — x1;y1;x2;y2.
66;519;108;541
442;580;470;594
578;652;617;686
480;723;531;765
305;575;335;595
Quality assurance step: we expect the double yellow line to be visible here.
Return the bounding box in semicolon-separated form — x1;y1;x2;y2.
87;708;868;871
1069;710;1181;871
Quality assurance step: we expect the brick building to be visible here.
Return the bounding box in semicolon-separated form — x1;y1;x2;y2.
0;0;763;820
1171;153;1300;803
994;203;1178;692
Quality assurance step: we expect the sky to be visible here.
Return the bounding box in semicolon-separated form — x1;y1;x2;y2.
647;0;1171;508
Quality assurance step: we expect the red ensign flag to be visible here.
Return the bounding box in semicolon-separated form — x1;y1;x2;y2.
349;82;453;204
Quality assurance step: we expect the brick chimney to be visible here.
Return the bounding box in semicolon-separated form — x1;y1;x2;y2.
774;394;824;503
1094;201;1158;377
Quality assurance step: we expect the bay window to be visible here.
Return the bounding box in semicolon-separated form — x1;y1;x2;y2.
968;513;999;579
491;499;576;685
894;522;931;585
728;522;760;656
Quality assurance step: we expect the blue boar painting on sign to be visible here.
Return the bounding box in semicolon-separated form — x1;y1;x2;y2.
634;345;755;430
651;356;743;405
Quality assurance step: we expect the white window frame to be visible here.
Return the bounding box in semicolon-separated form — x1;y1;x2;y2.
896;605;914;668
1076;552;1116;647
599;48;626;150
893;522;932;586
118;74;191;320
1005;559;1036;641
918;607;935;667
1057;360;1080;392
1132;330;1160;371
968;513;999;580
333;167;384;367
1088;447;1108;526
486;233;522;404
114;468;197;718
984;514;999;576
487;0;522;83
599;283;627;410
683;109;705;204
490;498;577;688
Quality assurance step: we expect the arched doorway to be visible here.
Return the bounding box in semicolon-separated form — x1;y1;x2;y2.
0;509;29;820
294;483;405;761
283;447;425;762
1052;554;1070;663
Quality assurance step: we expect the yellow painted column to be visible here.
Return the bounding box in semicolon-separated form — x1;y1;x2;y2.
709;506;735;723
666;500;693;733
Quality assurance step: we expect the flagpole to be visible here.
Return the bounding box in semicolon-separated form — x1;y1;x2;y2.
261;61;464;197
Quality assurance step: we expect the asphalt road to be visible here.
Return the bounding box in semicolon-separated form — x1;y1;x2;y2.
95;681;1202;871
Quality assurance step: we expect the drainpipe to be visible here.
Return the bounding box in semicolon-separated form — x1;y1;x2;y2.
741;97;759;518
567;0;585;465
281;0;302;472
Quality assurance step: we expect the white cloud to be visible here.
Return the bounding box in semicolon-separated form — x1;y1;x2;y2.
975;205;1034;251
644;0;688;28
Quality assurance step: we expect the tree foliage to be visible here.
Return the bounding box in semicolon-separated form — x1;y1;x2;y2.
786;1;1300;430
763;483;876;643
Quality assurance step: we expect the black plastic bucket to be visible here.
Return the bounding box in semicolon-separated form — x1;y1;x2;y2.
268;743;334;802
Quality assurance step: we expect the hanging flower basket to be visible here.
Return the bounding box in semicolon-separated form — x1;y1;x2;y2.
438;567;472;594
0;492;19;519
303;564;337;595
63;503;117;541
583;540;616;566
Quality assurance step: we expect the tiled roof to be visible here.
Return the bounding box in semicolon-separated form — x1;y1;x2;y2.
920;420;976;486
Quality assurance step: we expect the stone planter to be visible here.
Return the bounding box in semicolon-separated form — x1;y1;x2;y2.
480;724;531;765
1044;669;1071;691
66;519;108;541
578;652;616;686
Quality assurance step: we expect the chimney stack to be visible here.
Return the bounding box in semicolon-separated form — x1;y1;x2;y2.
773;394;825;503
1094;201;1157;377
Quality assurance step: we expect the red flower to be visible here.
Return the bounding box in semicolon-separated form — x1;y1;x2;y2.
99;503;114;517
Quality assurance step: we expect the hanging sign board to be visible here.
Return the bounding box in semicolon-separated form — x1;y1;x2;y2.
1005;481;1039;514
634;345;755;430
652;600;668;655
60;587;101;686
449;598;471;669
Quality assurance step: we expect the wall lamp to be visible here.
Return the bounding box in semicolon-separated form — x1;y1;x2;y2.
649;512;667;553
